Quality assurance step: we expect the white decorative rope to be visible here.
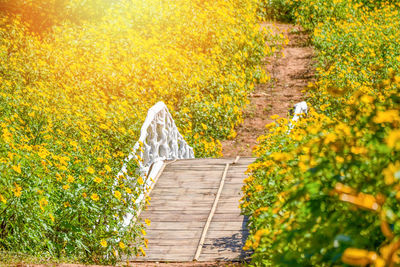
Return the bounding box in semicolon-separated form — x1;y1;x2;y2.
119;101;194;227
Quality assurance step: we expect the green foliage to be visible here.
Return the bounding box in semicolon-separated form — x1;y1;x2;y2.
242;1;400;266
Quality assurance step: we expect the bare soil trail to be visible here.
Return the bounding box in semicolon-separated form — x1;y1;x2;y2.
221;22;314;157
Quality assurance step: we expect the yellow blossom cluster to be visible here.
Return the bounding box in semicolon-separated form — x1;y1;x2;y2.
0;0;280;264
241;0;400;265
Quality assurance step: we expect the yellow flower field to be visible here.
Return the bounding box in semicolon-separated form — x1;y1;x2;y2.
0;0;281;263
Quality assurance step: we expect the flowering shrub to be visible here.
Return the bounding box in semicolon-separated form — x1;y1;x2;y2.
257;0;297;22
242;1;400;266
0;0;281;263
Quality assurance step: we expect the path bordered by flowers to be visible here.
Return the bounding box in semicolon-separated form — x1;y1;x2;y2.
221;22;313;157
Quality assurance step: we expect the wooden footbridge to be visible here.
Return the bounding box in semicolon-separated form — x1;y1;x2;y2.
123;101;306;264
131;157;254;263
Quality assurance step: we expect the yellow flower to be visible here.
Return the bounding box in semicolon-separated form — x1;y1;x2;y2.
243;239;252;251
145;219;151;226
0;194;6;204
104;165;111;172
39;198;48;211
255;185;263;192
62;184;70;190
114;190;122;200
13;183;22;197
12;164;21;174
87;166;95;174
93;177;102;183
91;193;99;201
82;192;87;198
49;214;55;222
119;241;126;249
324;133;337;144
137;176;144;185
125;187;132;194
383;162;400;185
67;175;75;183
373;110;400;124
56;173;62;182
350;146;368;155
139;247;146;256
141;229;147;236
386;129;400;150
100;239;107;247
270;114;280;120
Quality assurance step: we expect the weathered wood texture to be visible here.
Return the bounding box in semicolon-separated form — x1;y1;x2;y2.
130;157;254;262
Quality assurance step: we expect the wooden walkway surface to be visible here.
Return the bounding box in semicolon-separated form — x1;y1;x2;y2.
131;157;255;262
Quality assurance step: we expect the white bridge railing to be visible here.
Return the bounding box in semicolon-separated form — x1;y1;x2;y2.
119;101;194;226
119;101;306;227
289;101;308;130
120;101;194;176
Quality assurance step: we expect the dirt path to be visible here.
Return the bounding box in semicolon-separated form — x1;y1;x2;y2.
221;23;314;157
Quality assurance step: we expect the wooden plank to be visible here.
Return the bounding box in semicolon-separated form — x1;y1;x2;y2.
154;183;220;189
142;213;209;222
160;170;224;176
156;175;222;183
222;183;246;190
148;199;216;207
224;181;246;185
212;197;243;203
142;210;210;216
131;255;194;262
198;253;249;262
214;201;242;211
227;168;248;172
163;166;228;171
148;188;219;195
144;229;202;239
194;163;230;261
146;206;214;212
199;249;250;256
150;193;217;200
145;238;200;246
211;213;244;222
148;221;205;230
219;189;242;198
203;230;248;240
167;158;236;164
225;173;250;179
214;208;242;216
140;246;197;254
207;221;248;231
199;250;246;257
